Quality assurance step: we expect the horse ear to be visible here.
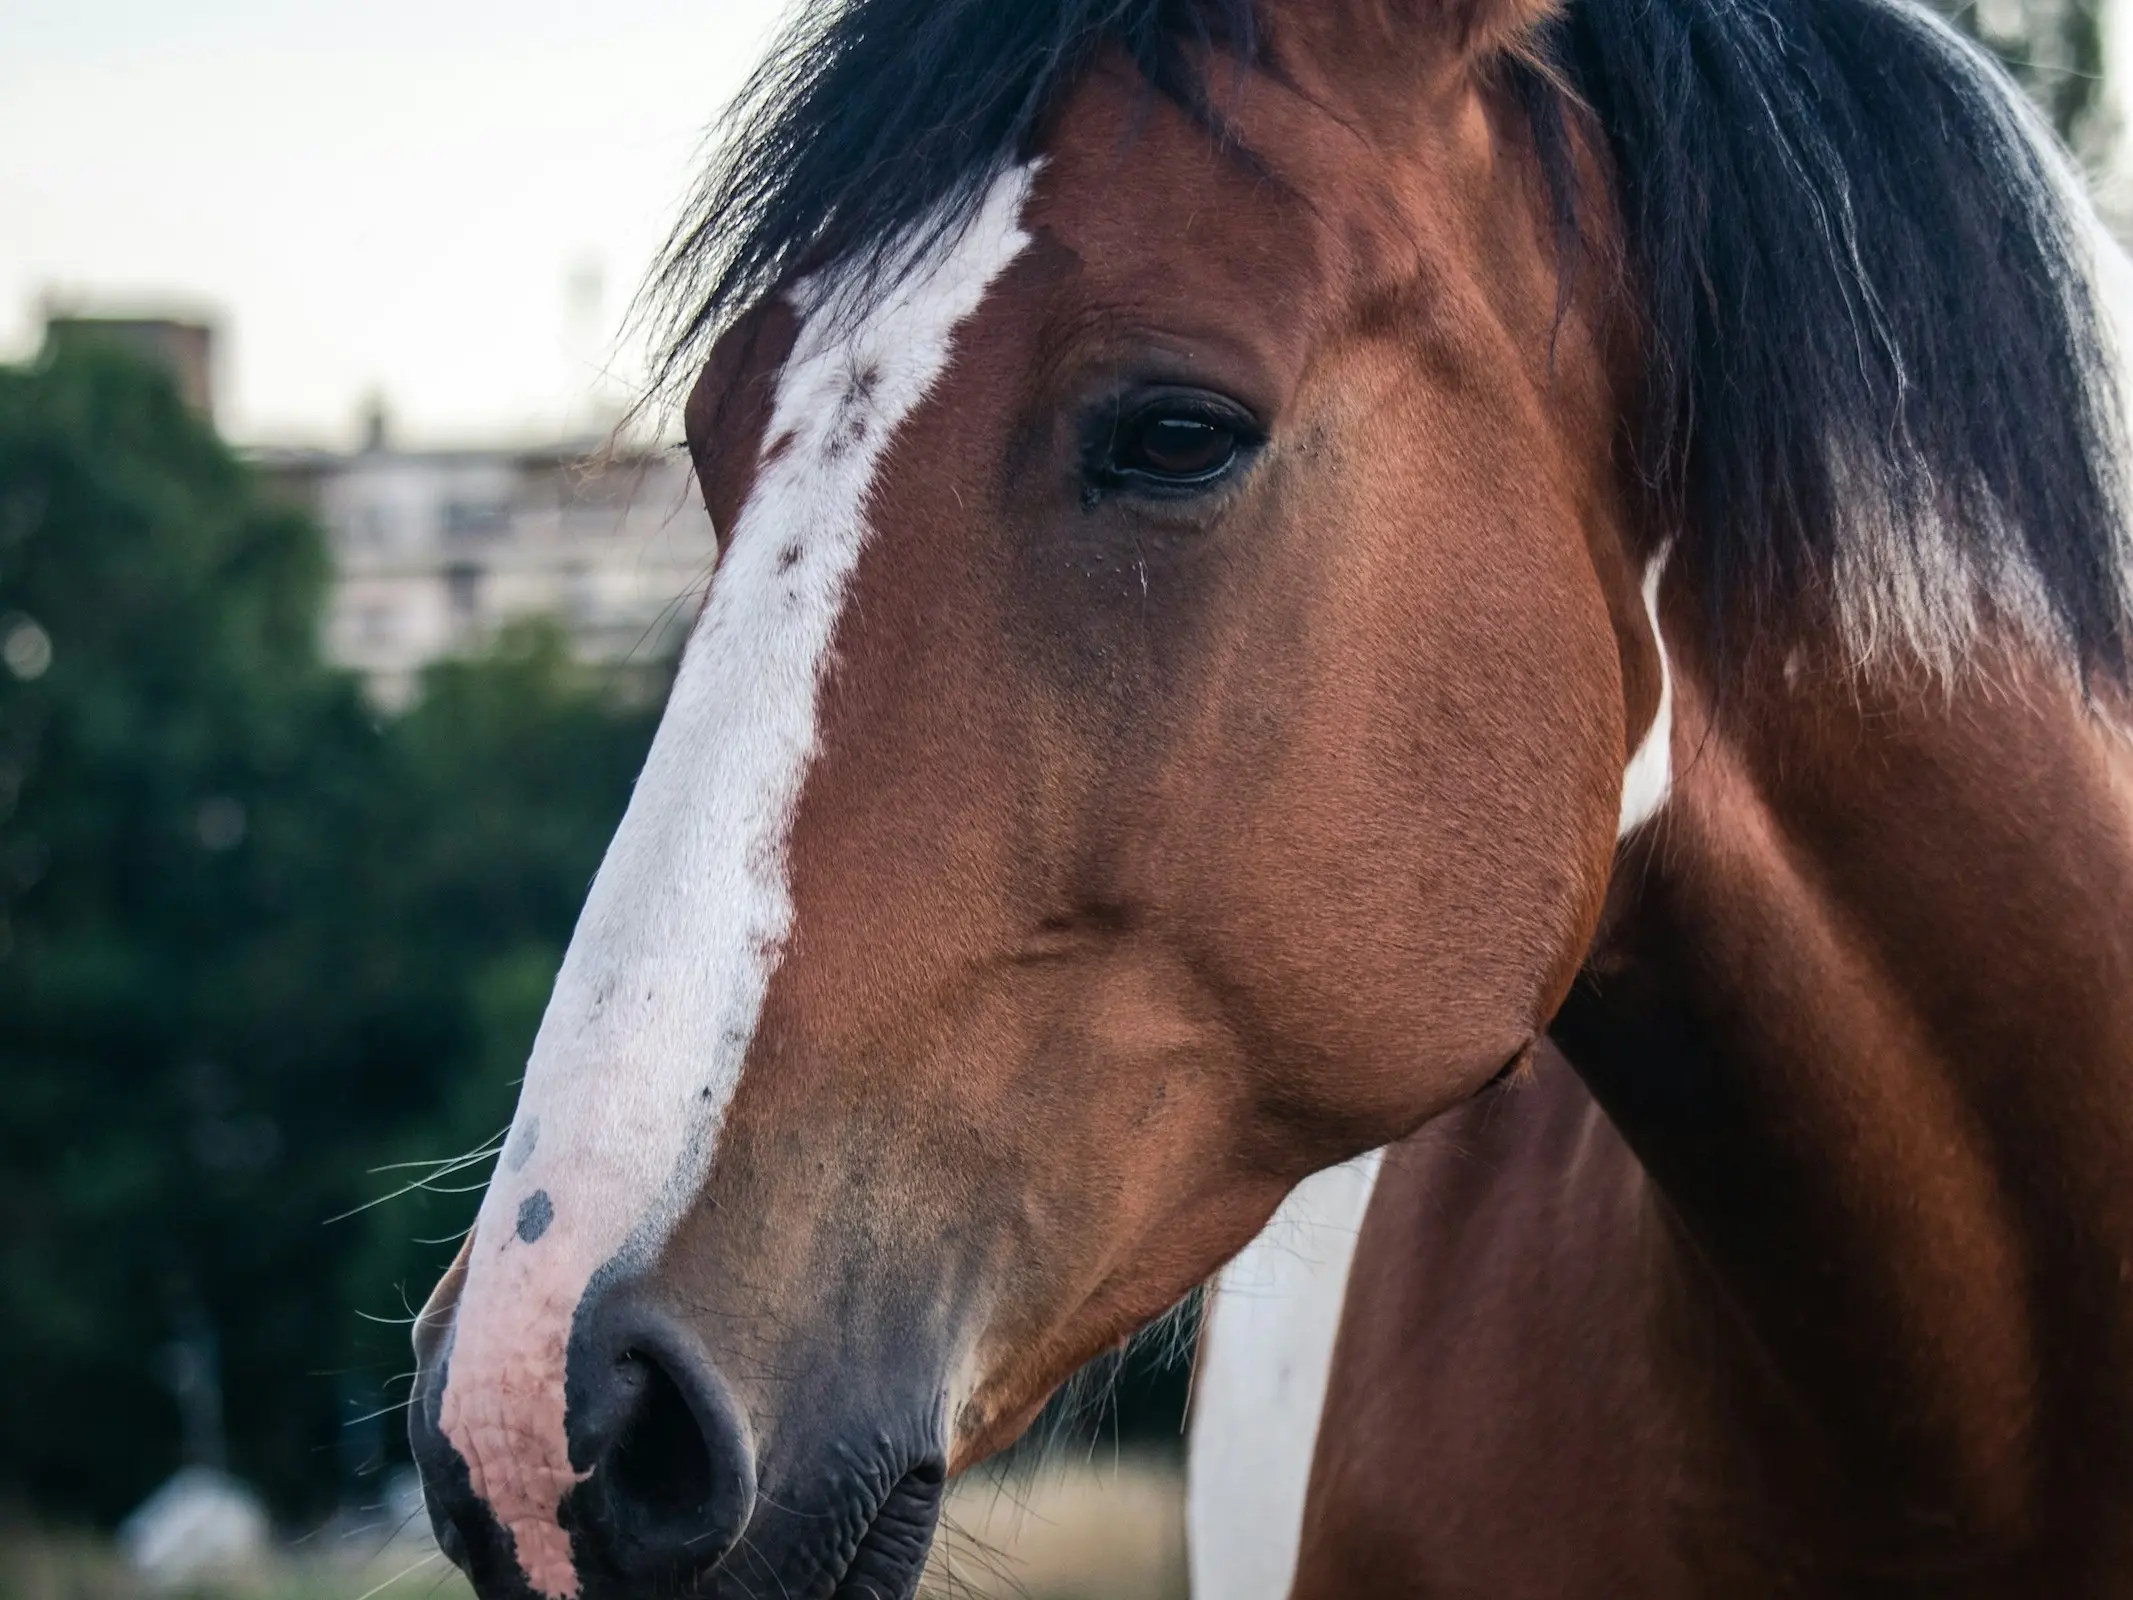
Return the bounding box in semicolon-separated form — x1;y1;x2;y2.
1263;0;1559;99
1434;0;1559;56
1280;0;1560;69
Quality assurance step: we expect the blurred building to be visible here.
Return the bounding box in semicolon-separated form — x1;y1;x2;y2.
32;307;715;706
42;312;217;419
256;412;715;708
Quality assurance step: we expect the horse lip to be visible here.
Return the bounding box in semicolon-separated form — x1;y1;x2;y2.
827;1456;948;1600
588;1449;947;1600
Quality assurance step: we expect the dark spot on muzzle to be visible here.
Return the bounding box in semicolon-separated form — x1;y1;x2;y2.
516;1190;554;1244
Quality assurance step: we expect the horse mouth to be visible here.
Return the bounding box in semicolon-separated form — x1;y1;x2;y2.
681;1453;945;1600
827;1460;947;1599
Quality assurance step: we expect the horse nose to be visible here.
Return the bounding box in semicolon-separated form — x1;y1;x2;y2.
408;1296;756;1596
565;1298;757;1586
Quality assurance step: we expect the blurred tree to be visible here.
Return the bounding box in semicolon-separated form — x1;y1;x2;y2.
1935;0;2111;153
0;345;659;1524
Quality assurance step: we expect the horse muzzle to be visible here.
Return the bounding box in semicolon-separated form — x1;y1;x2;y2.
409;1287;949;1600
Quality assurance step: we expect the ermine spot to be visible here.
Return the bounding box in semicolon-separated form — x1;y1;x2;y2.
504;1118;540;1174
516;1190;554;1244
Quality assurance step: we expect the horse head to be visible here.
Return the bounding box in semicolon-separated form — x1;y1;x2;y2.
408;2;1672;1594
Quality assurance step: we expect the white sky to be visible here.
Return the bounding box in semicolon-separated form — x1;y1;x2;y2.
6;0;2131;447
0;0;792;446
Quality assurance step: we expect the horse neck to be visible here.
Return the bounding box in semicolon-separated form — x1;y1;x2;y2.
1553;625;2133;1541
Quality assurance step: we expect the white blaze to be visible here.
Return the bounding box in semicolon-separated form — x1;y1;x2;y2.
429;164;1037;1600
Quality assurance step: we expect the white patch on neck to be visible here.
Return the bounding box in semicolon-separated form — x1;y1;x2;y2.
1617;544;1675;839
428;164;1038;1600
1188;1151;1384;1600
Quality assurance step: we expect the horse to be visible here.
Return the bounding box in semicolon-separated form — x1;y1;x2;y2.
406;0;2133;1594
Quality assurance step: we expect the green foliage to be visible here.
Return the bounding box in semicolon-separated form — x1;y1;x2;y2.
0;346;659;1524
1935;0;2110;153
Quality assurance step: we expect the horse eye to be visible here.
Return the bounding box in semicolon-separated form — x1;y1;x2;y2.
1119;413;1237;481
1084;388;1260;502
1101;400;1253;492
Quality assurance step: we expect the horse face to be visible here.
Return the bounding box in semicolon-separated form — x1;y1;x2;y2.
412;11;1653;1599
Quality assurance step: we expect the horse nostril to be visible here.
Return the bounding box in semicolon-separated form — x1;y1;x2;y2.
569;1306;755;1584
605;1349;716;1528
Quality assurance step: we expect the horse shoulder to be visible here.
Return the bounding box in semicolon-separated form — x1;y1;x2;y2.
1294;1050;1688;1599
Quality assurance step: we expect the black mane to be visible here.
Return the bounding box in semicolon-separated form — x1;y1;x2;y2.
647;0;1258;385
1548;0;2129;677
648;0;2133;679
